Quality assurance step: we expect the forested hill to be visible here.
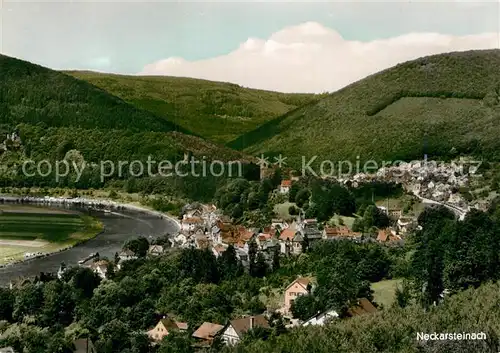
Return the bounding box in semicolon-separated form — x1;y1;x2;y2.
66;70;322;144
228;49;500;165
0;54;188;133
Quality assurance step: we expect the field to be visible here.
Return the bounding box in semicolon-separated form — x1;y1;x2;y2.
273;202;297;220
0;205;103;264
371;279;403;309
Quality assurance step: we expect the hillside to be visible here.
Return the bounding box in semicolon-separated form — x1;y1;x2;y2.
229;281;500;353
0;54;248;161
0;55;251;202
229;50;500;166
0;55;188;133
66;71;321;143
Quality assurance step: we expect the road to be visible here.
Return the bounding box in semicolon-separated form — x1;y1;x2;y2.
416;194;468;220
0;207;179;286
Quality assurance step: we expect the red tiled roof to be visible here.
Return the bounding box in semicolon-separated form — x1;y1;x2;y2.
347;298;377;317
258;233;272;241
229;315;270;338
192;322;224;340
195;236;211;249
183;217;203;224
377;229;400;242
281;180;292;187
324;226;360;238
213;245;226;255
239;228;255;241
279;228;296;241
285;277;312;292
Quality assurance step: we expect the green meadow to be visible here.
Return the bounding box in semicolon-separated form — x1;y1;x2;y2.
0;205;103;263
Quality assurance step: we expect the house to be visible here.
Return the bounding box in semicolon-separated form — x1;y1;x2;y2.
181;217;204;231
192;322;224;345
271;219;289;230
346;298;378;317
278;229;303;255
87;260;109;279
183;208;202;219
377;229;402;243
0;347;15;353
235;245;249;265
195;235;211;250
396;218;416;234
322;226;362;241
147;317;188;342
260;238;280;253
174;232;188;245
221;315;270;345
297;218;317;231
283;277;313;315
57;263;68;280
291;232;305;254
302;309;339;326
303;298;377;326
72;338;96;353
279;180;292;194
279;228;296;242
238;227;257;242
148;245;164;256
212;244;227;258
211;225;221;244
256;233;272;248
388;208;403;220
118;249;137;262
301;227;322;243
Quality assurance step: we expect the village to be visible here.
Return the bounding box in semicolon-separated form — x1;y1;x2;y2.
4;158;490;352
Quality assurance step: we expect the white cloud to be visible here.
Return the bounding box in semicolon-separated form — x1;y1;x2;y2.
139;22;500;93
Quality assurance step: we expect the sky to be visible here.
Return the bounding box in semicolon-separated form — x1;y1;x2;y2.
1;1;499;92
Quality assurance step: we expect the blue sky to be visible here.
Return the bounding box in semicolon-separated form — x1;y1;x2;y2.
1;1;499;92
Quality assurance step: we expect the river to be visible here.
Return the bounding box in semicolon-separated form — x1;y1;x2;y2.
0;206;179;286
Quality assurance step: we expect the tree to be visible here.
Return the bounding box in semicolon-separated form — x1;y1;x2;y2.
96;319;132;353
41;281;75;327
124;236;150;258
0;288;14;322
289;183;301;203
252;253;269;278
157;331;194;353
394;281;412;309
12;283;44;322
411;206;455;308
314;258;365;317
444;209;499;292
295;189;311;208
248;239;258;275
231;203;244;219
290;294;318;321
46;331;74;353
363;205;390;229
272;246;280;271
301;234;309;253
268;312;287;336
218;245;242;280
352;218;365;232
71;267;101;299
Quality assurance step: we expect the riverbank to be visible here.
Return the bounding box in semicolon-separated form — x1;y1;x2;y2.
0;195;181;268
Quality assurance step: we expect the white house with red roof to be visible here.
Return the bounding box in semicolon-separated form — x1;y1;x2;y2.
279;180;292;194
